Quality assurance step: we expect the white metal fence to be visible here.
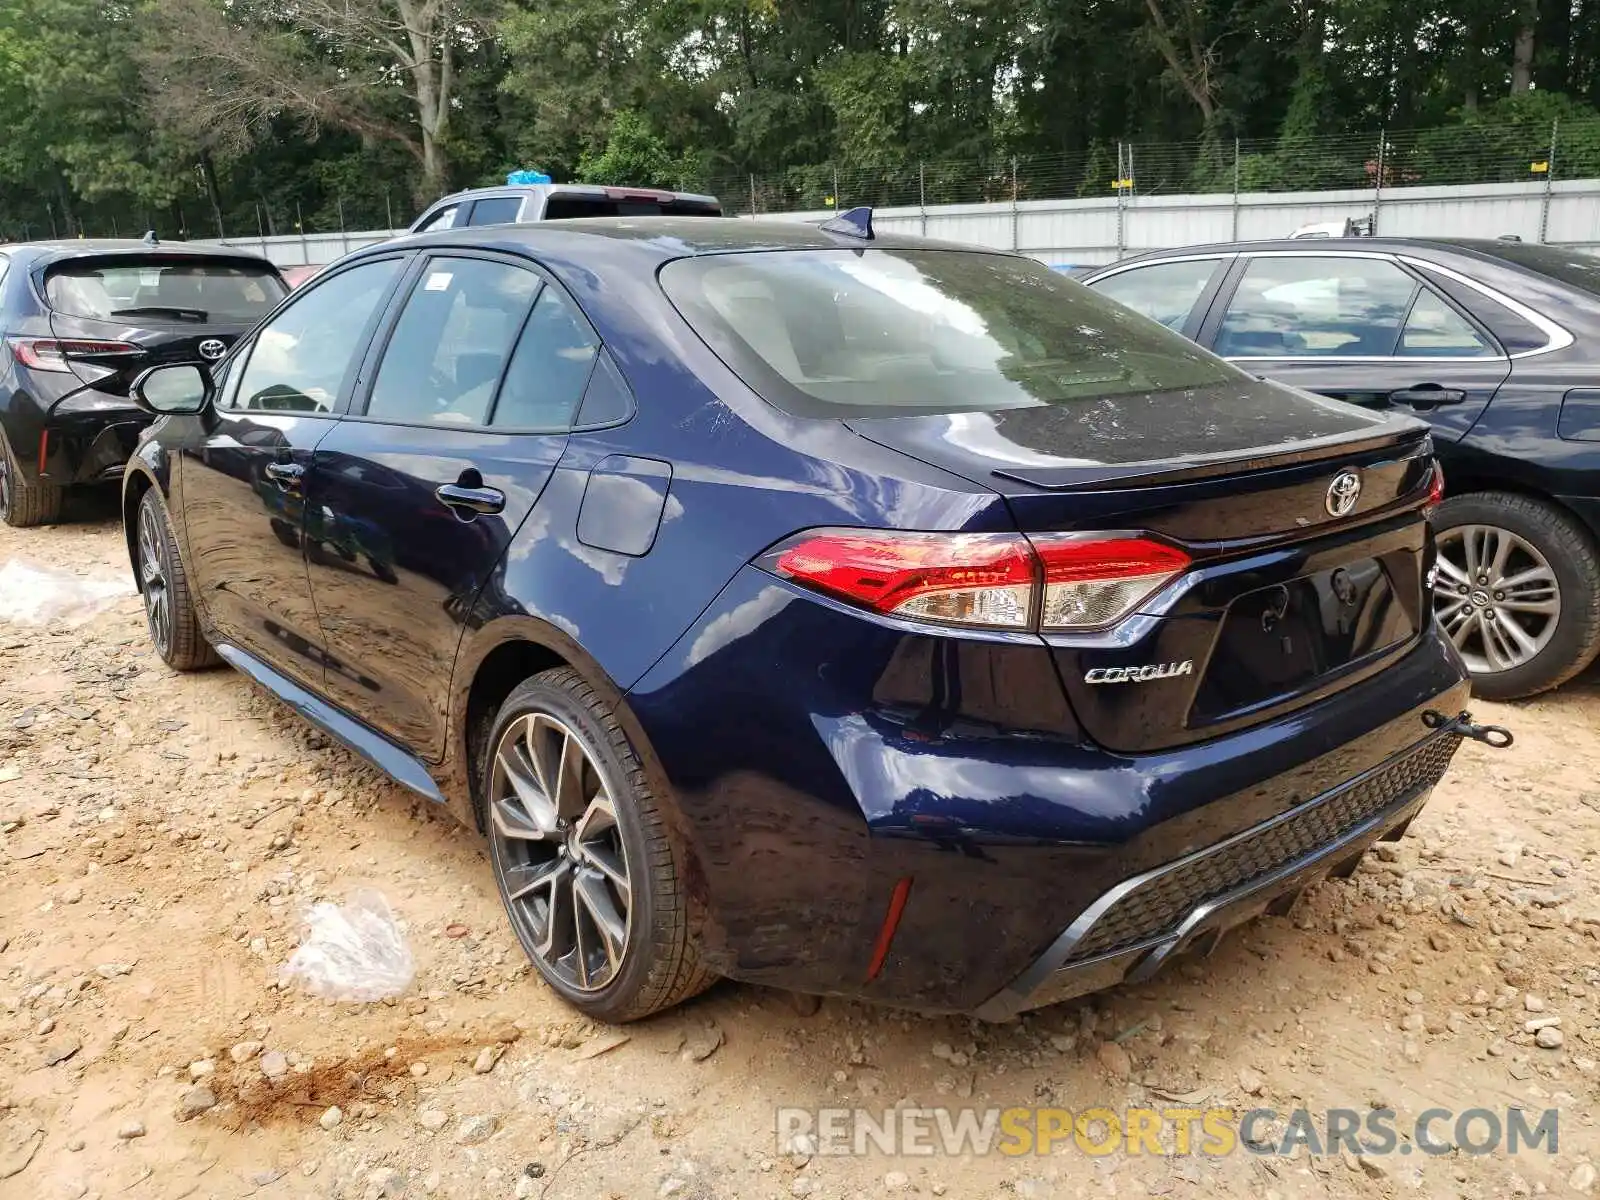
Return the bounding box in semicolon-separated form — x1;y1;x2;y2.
207;178;1600;270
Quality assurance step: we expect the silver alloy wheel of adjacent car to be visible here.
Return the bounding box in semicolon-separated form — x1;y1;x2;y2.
137;498;173;658
1433;522;1561;674
488;712;633;993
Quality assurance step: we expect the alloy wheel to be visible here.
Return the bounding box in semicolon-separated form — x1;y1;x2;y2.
137;501;173;658
1433;523;1560;674
489;713;633;993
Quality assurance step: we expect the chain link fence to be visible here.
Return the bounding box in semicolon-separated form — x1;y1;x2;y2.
8;117;1599;243
693;117;1600;215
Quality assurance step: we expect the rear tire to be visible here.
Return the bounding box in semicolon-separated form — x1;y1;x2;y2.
0;426;63;527
1432;491;1600;699
136;489;219;671
482;667;715;1021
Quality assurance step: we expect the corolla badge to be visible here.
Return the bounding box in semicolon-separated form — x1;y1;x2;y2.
1085;661;1195;684
1325;469;1362;517
197;338;226;360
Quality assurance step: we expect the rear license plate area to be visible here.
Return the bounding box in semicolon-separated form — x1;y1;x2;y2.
1190;558;1416;722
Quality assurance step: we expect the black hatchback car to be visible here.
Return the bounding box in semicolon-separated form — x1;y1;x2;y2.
0;239;286;526
1086;239;1600;699
119;217;1486;1021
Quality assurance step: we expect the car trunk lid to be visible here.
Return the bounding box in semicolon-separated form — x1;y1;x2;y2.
847;379;1438;753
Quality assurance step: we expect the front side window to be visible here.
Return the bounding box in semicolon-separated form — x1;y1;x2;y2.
1398;290;1497;358
233;259;401;412
45;258;285;323
1089;259;1221;331
660;249;1235;418
1216;256;1417;358
364;257;541;425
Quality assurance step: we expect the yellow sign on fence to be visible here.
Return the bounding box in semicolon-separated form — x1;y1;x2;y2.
1532;161;1550;174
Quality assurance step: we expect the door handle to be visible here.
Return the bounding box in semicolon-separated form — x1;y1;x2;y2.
264;461;305;490
435;483;506;517
1388;385;1468;411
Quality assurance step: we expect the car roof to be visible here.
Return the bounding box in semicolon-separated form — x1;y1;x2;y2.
374;216;1007;266
0;239;277;268
1097;236;1555;270
423;183;720;208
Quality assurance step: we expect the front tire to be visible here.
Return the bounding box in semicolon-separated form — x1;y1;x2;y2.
136;489;219;671
1432;491;1600;699
0;426;62;527
482;667;714;1021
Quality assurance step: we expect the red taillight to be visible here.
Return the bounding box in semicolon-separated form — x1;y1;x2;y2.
1424;460;1445;514
8;337;144;373
764;529;1189;631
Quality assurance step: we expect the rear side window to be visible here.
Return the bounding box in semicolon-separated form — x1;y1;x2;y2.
1414;265;1546;353
1089;259;1222;331
492;288;600;428
45;259;285;323
1216;256;1416;357
364;257;541;425
1398;291;1496;358
660;249;1233;418
468;197;523;227
543;195;722;220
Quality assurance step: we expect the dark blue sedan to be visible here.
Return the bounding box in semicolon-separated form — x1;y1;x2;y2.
120;214;1475;1021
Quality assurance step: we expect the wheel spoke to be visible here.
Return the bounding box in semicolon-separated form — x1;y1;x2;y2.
1499;565;1556;593
494;737;559;839
1494;613;1539;657
574;869;627;970
534;860;576;961
1434;555;1470;587
571;889;592;989
1445;608;1476;649
1484;528;1512;583
552;729;589;821
1498;595;1557;614
507;855;569;904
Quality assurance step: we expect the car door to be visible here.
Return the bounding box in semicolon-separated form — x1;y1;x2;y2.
303;251;607;758
1198;252;1511;443
1082;256;1232;337
178;256;407;688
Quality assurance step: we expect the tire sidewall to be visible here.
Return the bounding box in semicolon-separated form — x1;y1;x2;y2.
1433;492;1600;698
483;676;665;1018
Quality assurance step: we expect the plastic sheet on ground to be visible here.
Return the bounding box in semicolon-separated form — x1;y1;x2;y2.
279;890;415;1002
0;558;135;626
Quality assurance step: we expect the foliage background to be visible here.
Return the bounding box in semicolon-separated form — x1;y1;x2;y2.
2;0;1598;238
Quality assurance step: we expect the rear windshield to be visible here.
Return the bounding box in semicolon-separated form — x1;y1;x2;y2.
660;249;1237;418
544;196;722;220
45;259;286;322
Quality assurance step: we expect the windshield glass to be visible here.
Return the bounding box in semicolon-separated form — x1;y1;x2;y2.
45;259;286;322
660;248;1238;417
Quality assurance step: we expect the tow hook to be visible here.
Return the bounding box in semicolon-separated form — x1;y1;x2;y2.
1423;709;1514;749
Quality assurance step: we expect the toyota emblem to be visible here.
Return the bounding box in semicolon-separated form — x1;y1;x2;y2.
1325;469;1362;517
197;338;226;361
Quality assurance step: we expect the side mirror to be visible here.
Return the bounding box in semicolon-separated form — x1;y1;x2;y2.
132;363;213;416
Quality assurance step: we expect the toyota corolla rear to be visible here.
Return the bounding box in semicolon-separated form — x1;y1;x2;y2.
4;250;285;491
625;239;1474;1016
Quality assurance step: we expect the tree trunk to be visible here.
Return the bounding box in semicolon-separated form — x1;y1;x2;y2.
199;152;226;239
1512;3;1537;92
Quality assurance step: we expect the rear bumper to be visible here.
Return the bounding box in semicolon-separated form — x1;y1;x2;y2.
973;730;1455;1019
41;404;149;486
626;567;1473;1013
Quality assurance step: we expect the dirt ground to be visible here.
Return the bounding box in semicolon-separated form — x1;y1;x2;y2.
2;499;1598;1200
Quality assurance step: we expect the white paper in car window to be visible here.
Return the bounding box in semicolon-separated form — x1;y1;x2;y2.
424;272;453;292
